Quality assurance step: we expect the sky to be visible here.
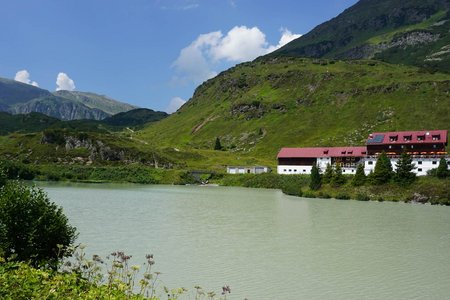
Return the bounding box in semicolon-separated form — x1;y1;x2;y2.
0;0;358;113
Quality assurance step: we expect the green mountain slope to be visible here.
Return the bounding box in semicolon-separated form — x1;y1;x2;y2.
271;0;450;72
102;108;168;127
0;108;168;136
137;57;450;169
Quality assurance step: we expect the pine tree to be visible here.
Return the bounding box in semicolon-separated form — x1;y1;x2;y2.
214;137;222;150
352;164;366;186
309;163;322;190
322;163;333;184
394;152;416;185
436;157;449;179
370;151;393;185
331;163;346;186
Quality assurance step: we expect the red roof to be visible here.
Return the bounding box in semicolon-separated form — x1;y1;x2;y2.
277;147;367;158
367;130;448;145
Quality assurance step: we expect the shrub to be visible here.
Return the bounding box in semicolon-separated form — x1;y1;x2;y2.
356;193;370;201
335;192;351;200
0;181;77;267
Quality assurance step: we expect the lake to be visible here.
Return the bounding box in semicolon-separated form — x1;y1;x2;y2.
37;182;450;300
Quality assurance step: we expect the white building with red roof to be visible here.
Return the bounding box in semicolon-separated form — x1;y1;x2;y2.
277;130;448;176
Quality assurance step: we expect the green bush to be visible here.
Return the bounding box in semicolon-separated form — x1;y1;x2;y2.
356;193;370;201
0;181;77;267
335;192;351;200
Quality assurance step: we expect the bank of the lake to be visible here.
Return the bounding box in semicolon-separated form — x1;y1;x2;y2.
34;182;450;300
3;161;449;204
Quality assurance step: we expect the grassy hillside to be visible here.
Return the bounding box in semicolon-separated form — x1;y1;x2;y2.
136;57;450;169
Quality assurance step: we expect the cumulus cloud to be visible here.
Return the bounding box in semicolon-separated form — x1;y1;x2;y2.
14;70;39;87
56;72;75;91
167;97;186;113
267;28;302;53
172;26;301;84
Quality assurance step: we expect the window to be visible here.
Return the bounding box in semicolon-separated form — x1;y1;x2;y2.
389;145;392;149
418;168;422;172
390;135;398;142
404;135;412;141
368;161;373;165
351;170;354;173
432;161;437;165
283;169;287;172
432;135;440;141
303;169;306;173
418;161;422;165
362;151;367;155
417;135;425;141
289;169;292;172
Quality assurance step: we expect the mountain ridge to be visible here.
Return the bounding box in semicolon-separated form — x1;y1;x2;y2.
270;0;450;72
0;77;137;120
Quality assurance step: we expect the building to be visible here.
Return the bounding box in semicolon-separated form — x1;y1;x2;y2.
277;147;367;175
366;130;447;155
227;166;270;174
277;130;448;176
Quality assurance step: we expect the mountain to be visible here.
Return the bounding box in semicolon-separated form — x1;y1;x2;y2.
0;112;60;135
271;0;450;72
0;77;137;120
0;108;169;136
102;108;168;127
54;90;137;115
137;57;450;169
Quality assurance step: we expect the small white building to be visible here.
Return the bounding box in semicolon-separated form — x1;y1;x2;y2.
227;166;270;174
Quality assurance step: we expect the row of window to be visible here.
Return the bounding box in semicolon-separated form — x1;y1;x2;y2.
389;134;441;142
367;160;438;165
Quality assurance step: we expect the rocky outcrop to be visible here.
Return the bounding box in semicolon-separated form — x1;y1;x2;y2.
230;102;265;120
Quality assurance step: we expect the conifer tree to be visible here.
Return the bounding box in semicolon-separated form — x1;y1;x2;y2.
436;157;449;179
214;137;222;150
309;163;322;190
352;164;366;186
370;151;393;185
331;163;346;186
322;163;333;184
394;152;416;185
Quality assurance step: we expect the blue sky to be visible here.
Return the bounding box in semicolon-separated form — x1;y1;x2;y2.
1;0;358;113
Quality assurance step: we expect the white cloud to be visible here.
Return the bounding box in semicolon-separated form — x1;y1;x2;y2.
211;26;269;62
14;70;39;87
56;72;75;91
267;28;302;53
172;26;301;84
172;31;221;84
167;97;186;113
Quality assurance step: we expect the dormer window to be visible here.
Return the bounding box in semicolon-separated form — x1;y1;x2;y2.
432;135;441;141
341;151;346;155
404;135;412;142
417;135;425;141
389;135;398;142
323;150;329;154
348;151;353;155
